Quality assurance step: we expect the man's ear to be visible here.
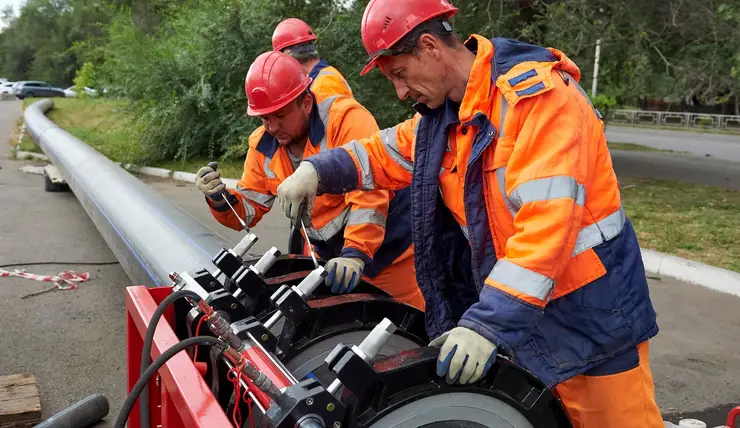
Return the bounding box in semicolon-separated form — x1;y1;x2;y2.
417;33;442;60
302;92;313;114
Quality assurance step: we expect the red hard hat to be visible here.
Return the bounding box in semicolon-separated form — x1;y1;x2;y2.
360;0;458;75
245;51;312;116
272;18;318;52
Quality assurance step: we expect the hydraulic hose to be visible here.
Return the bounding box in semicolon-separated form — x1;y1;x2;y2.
139;289;203;428
117;336;228;428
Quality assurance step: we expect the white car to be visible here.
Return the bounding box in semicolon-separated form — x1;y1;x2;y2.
1;82;15;94
64;86;99;98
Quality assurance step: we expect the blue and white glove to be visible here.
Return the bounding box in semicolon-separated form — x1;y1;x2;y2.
325;257;365;294
429;327;497;384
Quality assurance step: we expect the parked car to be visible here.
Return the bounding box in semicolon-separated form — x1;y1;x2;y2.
0;82;14;94
14;81;65;99
64;86;99;98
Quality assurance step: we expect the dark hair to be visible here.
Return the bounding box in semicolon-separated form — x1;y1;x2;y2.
283;42;320;63
295;89;311;106
392;17;462;55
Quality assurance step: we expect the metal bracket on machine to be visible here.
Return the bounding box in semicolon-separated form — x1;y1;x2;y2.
263;378;347;428
230;247;281;307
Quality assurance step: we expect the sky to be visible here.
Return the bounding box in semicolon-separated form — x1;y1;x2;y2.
0;0;25;13
0;0;25;29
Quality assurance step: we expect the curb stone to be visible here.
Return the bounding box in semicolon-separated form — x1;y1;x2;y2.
641;249;740;297
15;150;740;300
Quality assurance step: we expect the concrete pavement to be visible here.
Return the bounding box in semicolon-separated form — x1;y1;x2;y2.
2;98;740;426
0;99;126;427
607;125;740;162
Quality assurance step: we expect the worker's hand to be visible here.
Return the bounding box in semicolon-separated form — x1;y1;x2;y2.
277;162;318;225
325;257;365;294
429;327;497;385
196;166;226;201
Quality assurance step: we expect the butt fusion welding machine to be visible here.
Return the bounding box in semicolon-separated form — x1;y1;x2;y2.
124;226;572;428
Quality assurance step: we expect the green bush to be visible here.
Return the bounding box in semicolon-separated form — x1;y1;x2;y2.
589;93;618;123
95;0;630;165
95;1;508;165
73;62;99;95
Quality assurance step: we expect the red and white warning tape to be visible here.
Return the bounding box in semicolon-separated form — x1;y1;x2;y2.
0;269;90;292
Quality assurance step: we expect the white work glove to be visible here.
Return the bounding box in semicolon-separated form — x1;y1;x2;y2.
277;162;318;225
325;257;365;294
196;166;226;201
429;326;498;385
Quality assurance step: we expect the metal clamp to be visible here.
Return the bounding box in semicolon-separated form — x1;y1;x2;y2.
263;266;327;330
232;231;259;258
326;318;396;395
264;378;345;428
232;246;281;300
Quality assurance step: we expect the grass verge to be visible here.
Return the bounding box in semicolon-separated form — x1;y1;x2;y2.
15;98;244;177
621;177;740;272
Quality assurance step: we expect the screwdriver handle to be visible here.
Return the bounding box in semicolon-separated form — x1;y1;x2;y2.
207;161;227;199
208;161;248;230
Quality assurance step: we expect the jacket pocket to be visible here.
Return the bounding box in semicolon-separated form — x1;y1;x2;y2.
532;283;635;371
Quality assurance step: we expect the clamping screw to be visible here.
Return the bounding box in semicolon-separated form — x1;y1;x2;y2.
306;398;314;406
333;422;341;428
326;403;335;412
231;303;237;310
261;334;269;341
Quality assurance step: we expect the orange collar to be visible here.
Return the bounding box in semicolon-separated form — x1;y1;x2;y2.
459;35;495;123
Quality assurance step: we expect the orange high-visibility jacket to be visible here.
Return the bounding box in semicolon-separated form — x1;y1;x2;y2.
208;91;413;276
309;60;353;97
303;35;658;388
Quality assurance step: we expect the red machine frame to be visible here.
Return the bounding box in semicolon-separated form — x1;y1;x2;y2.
126;285;232;428
125;285;740;428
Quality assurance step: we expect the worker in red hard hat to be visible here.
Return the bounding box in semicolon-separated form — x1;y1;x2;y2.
275;0;663;426
195;51;424;311
272;18;353;97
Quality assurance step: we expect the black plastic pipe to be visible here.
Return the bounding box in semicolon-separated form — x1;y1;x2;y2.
35;394;110;428
24;99;231;286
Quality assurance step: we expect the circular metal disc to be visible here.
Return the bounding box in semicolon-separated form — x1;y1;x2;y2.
369;392;536;428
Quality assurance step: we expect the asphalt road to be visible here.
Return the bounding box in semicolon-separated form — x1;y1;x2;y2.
607;125;740;162
2;99;739;426
611;149;740;190
0;100;126;427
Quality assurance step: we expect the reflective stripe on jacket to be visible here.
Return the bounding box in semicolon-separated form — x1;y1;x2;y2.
309;60;353;98
209;91;412;276
304;35;658;387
